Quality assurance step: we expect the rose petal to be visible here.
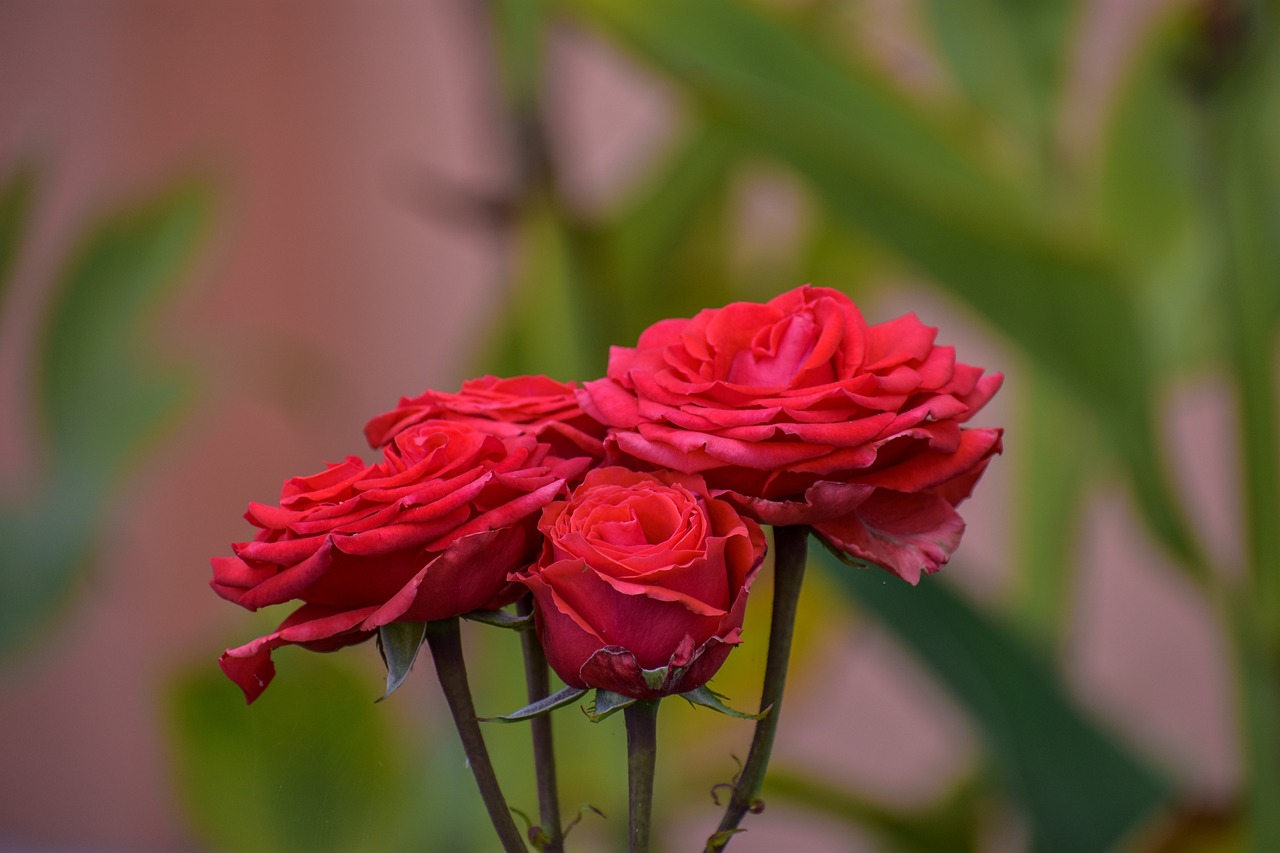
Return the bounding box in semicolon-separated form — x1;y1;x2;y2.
813;489;966;584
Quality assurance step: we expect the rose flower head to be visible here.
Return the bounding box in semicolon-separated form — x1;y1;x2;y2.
579;285;1003;584
512;467;766;701
212;420;565;703
364;374;606;483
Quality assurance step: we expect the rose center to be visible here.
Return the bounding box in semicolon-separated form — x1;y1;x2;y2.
726;313;818;386
581;492;684;547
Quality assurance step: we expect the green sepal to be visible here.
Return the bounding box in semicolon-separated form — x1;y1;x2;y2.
375;621;428;702
480;684;588;723
680;686;769;720
640;666;669;691
463;608;535;630
584;689;636;722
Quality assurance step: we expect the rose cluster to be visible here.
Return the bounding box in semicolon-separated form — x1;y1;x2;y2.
213;286;1001;703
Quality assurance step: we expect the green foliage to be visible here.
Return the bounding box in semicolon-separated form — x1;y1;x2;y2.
764;769;982;853
819;549;1173;853
0;177;210;655
167;653;406;853
567;0;1208;579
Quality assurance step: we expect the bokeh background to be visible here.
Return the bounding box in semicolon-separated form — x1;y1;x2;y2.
1;0;1275;850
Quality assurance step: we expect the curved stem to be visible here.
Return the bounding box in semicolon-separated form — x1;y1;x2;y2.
425;617;528;853
709;525;808;850
517;595;563;851
624;700;660;853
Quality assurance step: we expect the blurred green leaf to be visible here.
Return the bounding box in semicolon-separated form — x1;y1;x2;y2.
920;0;1043;158
566;0;1205;573
764;769;981;853
485;196;597;379
1097;20;1217;377
563;0;1011;217
38;181;209;482
1209;16;1280;847
1009;371;1093;646
819;549;1173;853
986;0;1074;111
0;180;210;655
586;122;742;337
168;652;404;853
491;0;548;111
0;163;36;303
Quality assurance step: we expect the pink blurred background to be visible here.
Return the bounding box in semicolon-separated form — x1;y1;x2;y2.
0;2;1235;850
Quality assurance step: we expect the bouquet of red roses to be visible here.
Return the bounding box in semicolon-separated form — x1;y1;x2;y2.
212;285;1002;852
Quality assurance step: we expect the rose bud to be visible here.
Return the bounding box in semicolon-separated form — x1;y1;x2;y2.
212;420;565;703
364;374;606;482
579;284;1003;584
512;467;766;700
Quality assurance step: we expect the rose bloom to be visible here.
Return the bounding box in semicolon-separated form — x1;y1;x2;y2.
364;374;606;475
579;285;1003;584
512;467;766;700
212;420;565;702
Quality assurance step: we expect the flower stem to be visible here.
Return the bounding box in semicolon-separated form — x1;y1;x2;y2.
624;700;660;853
517;595;563;851
425;617;528;853
709;524;808;850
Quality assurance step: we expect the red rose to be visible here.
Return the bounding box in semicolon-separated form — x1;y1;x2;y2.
578;285;1002;584
213;421;565;703
364;375;606;476
512;467;766;700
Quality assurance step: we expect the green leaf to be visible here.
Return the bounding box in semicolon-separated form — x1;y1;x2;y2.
564;0;1008;216
38;180;210;482
463;608;535;630
491;0;548;111
566;0;1205;575
1009;372;1093;645
167;653;404;853
764;769;981;853
591;122;742;338
482;684;588;723
484;196;597;379
987;0;1075;119
679;685;768;720
1096;18;1216;377
0;162;36;305
819;550;1173;853
585;688;636;722
376;621;428;701
920;0;1044;158
0;180;210;656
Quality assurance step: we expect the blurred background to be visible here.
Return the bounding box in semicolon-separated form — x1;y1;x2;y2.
1;0;1276;850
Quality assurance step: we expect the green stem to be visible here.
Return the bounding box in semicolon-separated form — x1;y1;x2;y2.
425;618;528;853
709;525;808;850
517;595;563;851
624;700;660;853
